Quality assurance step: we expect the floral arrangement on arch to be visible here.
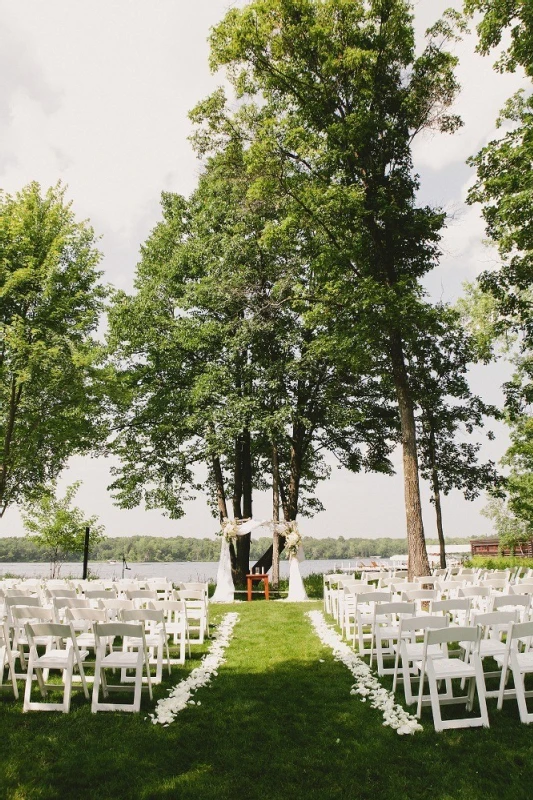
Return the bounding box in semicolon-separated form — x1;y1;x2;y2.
218;518;239;543
280;520;302;556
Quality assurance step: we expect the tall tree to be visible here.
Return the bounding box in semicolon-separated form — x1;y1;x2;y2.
465;1;533;529
409;306;502;567
0;182;107;519
198;0;464;576
108;139;397;582
22;481;105;578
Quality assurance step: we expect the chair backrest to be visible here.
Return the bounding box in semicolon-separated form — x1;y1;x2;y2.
25;621;74;643
149;599;187;615
510;583;533;595
399;614;448;635
181;582;208;593
126;589;158;599
121;608;164;625
401;589;438;601
492;594;530;612
5;595;42;613
85;589;117;600
54;597;91;611
177;590;205;602
48;588;77;599
357;591;391;606
94;621;144;641
5;589;34;598
509;620;533;645
67;607;107;624
430;598;471;615
11;605;54;623
473;609;518;638
374;601;415;619
483;578;508;590
426;625;480;647
98;598;134;611
415;576;441;588
13;581;41;593
391;581;419;594
459;586;490;598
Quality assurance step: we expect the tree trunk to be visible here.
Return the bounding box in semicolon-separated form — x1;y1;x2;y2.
427;425;446;570
287;423;304;521
389;333;430;579
272;443;280;589
232;436;242;519
0;376;23;513
236;428;252;583
212;456;228;521
432;470;446;570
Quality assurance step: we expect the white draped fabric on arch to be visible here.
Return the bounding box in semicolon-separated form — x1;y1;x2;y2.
211;519;308;603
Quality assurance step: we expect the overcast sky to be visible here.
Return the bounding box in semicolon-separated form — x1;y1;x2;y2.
0;1;527;542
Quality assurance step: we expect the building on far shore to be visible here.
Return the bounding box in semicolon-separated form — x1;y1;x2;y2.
470;537;533;558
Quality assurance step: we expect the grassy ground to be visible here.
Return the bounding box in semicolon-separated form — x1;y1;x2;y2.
1;602;533;800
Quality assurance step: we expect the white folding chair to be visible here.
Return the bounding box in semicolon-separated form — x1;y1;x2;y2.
150;600;190;664
120;608;171;684
353;590;391;655
23;622;89;713
430;598;471;633
492;594;530;621
401;589;439;614
97;598;134;621
495;620;533;721
510;583;533;596
10;605;54;678
416;625;489;732
458;586;492;613
85;588;118;603
393;615;449;705
91;622;153;713
462;610;518;697
176;590;208;644
126;590;159;609
66;607;108;680
370;601;415;677
0;620;18;698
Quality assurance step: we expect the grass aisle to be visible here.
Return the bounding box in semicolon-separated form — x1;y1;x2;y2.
1;602;533;800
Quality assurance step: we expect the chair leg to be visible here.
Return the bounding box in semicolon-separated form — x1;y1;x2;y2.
91;650;102;712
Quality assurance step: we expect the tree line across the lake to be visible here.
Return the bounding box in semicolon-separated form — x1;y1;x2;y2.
2;1;533;582
0;535;471;564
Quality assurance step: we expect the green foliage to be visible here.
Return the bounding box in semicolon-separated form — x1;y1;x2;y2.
21;481;105;576
0;182;108;516
467;555;533;570
411;306;502;510
464;0;533;75
0;534;470;563
481;495;531;553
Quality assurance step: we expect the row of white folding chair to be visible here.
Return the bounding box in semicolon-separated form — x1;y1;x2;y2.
416;616;533;729
323;575;356;618
5;595;187;683
367;595;531;677
21;619;153;714
174;589;209;643
390;608;533;730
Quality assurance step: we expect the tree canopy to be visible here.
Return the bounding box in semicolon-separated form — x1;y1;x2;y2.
0;182;108;517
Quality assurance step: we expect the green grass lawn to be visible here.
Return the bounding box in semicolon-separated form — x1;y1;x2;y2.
1;602;533;800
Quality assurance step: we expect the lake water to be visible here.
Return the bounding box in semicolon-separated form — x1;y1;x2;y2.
0;559;389;582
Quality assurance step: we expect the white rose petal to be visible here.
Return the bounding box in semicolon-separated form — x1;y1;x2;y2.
306;611;422;736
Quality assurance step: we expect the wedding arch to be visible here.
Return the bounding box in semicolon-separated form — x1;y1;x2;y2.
211;519;307;603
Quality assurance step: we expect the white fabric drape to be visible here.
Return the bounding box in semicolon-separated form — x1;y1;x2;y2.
211;537;235;603
287;544;307;601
